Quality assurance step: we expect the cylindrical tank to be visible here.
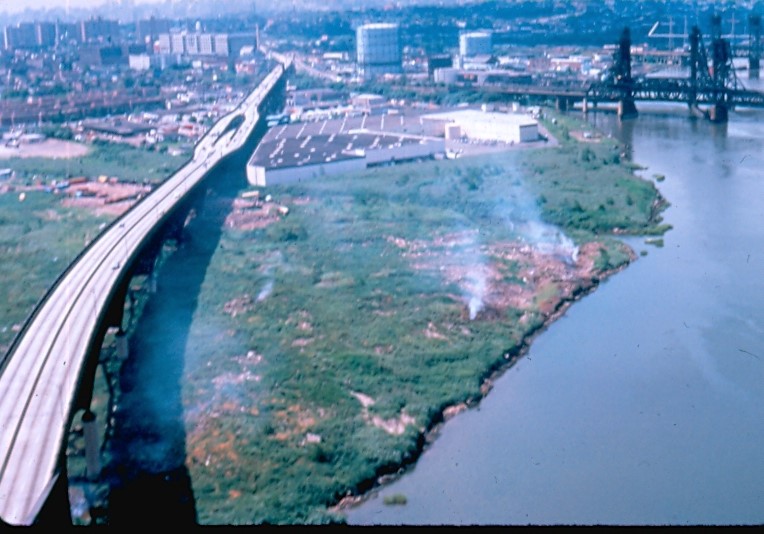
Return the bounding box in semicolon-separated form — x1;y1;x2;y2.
356;23;401;79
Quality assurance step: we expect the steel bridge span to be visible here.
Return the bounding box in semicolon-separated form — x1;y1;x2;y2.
480;20;764;122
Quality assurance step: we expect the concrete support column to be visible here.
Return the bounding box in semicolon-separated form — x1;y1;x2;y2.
82;411;100;481
115;329;128;361
708;102;729;123
618;98;638;120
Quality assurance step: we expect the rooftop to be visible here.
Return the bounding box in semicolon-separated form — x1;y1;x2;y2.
249;131;431;170
422;109;538;128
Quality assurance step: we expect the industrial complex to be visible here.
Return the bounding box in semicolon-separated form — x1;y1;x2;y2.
246;97;541;186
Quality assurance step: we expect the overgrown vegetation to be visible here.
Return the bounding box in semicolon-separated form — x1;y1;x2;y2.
175;114;669;524
0;191;109;353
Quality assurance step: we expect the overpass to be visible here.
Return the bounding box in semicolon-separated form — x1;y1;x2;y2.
0;59;291;526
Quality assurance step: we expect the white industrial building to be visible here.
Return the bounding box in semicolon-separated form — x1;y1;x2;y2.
247;132;444;187
422;109;539;144
459;31;492;57
156;31;256;57
356;22;402;79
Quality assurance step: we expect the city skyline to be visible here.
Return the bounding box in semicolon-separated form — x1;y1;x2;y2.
0;0;169;15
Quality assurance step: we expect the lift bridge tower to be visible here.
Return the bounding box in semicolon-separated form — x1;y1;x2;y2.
750;13;761;78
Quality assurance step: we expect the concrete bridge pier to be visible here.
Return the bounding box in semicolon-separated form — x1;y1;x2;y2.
618;97;638;120
81;410;101;481
115;329;129;361
555;96;571;112
708;102;729;123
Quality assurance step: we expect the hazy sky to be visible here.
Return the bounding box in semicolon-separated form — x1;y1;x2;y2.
0;0;166;15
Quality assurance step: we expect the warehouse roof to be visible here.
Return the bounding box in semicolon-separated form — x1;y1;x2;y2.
422;109;538;128
249;132;429;170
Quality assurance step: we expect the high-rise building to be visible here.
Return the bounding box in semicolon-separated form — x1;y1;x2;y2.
198;33;214;55
213;34;229;56
3;23;37;50
156;31;257;58
80;16;120;43
56;22;81;45
459;31;492;57
356;22;401;79
3;21;60;50
157;33;172;54
183;33;199;55
170;32;185;54
35;22;56;48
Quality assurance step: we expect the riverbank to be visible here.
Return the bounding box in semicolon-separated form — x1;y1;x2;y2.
330;239;638;514
344;108;764;526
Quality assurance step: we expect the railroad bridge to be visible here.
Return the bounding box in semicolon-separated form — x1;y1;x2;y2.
585;17;764;122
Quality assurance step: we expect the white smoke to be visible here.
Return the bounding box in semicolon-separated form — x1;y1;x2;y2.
256;251;284;302
492;179;579;265
521;220;579;264
451;230;488;321
466;269;487;320
256;278;273;302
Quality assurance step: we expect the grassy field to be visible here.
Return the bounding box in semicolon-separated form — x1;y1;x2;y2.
0;191;110;354
170;110;670;524
0;141;190;354
5;142;186;184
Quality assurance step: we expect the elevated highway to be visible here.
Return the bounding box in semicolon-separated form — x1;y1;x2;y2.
0;61;290;526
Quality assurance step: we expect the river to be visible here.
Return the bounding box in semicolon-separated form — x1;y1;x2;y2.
343;100;764;525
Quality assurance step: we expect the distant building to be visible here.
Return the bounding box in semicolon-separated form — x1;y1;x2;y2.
170;32;185;54
156;31;257;57
35;22;56;48
356;22;401;80
198;33;214;55
129;54;152;71
135;17;172;42
227;32;258;57
212;34;229;56
183;33;199;55
78;45;127;67
426;54;453;76
56;22;81;45
351;93;388;114
422;108;538;144
434;67;531;86
459;31;492;57
3;23;37;50
80;17;120;43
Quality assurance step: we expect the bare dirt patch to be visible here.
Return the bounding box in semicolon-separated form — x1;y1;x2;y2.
570;130;602;143
223;294;254;317
224;198;289;231
61;180;152;217
0;139;90;159
390;231;609;321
